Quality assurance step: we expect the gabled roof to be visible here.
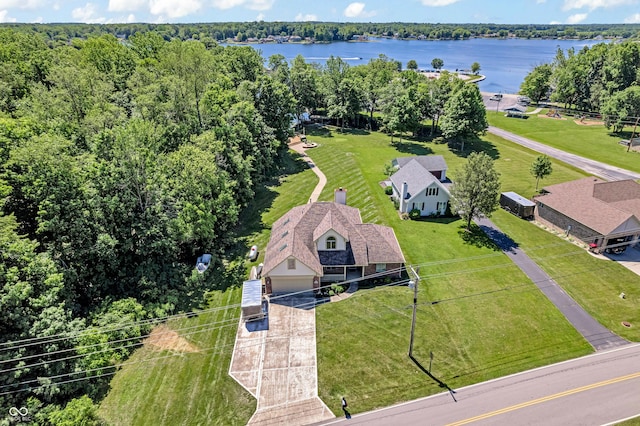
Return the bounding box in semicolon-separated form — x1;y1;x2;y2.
537;177;640;235
389;159;450;200
262;202;405;276
394;155;447;172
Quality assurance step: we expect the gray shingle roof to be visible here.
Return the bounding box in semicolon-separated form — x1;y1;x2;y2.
262;202;405;276
389;158;450;201
394;155;447;172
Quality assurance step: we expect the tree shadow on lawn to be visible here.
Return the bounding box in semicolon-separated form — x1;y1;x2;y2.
304;125;333;138
458;223;507;251
448;136;500;160
391;139;435;156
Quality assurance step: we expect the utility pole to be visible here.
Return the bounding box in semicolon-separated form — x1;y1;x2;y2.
627;116;639;153
408;265;420;358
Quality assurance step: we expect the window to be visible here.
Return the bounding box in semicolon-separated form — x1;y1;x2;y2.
326;236;336;250
427;187;439;196
376;263;387;273
421;202;425;211
287;258;296;270
411;203;415;210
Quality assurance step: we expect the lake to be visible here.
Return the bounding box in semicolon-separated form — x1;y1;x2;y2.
245;37;603;94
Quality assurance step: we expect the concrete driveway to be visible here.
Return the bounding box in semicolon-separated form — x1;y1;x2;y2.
229;296;334;426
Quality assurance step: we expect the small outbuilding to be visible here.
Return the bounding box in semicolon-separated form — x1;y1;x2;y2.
500;192;535;219
241;279;266;322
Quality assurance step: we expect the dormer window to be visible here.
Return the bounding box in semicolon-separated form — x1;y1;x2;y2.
326;236;337;250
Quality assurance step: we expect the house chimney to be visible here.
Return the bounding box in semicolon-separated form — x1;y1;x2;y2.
335;187;347;205
400;182;408;212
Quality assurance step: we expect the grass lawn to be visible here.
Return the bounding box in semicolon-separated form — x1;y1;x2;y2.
487;110;640;174
98;158;318;425
100;122;639;423
307;127;597;415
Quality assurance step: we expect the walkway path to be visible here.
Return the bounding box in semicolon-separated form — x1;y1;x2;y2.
475;217;629;351
488;126;640;182
289;140;327;202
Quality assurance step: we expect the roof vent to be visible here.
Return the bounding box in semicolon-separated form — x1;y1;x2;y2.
279;243;288;251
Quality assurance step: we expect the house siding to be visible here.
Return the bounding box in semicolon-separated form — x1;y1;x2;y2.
406;186;449;216
364;263;403;278
316;230;347;251
535;202;599;242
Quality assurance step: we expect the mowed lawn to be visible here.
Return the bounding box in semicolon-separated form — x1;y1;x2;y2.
487;110;640;174
98;161;319;425
305;126;636;415
99;123;640;423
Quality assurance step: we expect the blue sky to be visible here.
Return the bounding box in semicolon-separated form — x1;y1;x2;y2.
0;0;639;25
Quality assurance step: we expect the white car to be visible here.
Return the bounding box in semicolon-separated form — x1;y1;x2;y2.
248;245;259;261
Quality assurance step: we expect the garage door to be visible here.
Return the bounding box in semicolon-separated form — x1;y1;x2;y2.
271;276;314;294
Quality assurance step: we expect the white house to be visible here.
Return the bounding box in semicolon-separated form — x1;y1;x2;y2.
261;189;405;294
389;156;451;217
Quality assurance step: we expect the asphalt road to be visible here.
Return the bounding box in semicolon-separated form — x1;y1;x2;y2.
321;344;640;426
488;126;640;182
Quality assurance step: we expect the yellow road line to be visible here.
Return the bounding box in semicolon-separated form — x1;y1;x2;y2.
447;371;640;426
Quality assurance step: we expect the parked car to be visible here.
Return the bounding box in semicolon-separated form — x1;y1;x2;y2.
248;245;259;261
517;96;531;105
489;93;503;101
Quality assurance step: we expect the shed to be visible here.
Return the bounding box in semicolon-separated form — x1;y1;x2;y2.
500;192;535;219
241;279;265;322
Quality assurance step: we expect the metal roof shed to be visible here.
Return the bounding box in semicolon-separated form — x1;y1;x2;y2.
241;279;265;322
500;191;535;219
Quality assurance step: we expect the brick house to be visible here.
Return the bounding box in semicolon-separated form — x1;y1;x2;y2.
262;190;405;294
534;177;640;252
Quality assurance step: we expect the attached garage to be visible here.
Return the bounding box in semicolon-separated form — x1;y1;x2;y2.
269;276;315;294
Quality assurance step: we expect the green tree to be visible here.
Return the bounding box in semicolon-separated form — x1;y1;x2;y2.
290;55;320;122
357;54;398;130
48;395;104;426
380;78;420;141
440;83;488;142
406;59;418;70
431;57;444;70
601;86;640;133
520;63;552;104
530;155;553;191
471;61;481;75
450;152;501;230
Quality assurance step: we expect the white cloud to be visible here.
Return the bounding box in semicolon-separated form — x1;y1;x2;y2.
566;12;588;23
256;12;264;20
0;0;42;9
344;2;376;18
211;0;244;9
625;12;640;22
295;12;317;21
72;3;98;21
549;20;562;24
108;0;147;12
32;16;43;22
0;9;16;22
421;0;460;6
211;0;273;10
149;0;202;18
563;0;636;10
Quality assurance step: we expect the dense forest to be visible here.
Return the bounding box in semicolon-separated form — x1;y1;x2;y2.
520;41;640;132
0;25;493;423
1;22;639;46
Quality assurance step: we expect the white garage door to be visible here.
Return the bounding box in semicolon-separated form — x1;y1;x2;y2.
271;276;314;294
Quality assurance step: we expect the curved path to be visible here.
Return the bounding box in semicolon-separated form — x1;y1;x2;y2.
489;126;640;182
289;141;327;202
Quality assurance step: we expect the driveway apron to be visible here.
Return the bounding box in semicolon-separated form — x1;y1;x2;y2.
476;217;629;351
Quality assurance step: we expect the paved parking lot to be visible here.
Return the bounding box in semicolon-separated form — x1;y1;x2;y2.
229;296;334;426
